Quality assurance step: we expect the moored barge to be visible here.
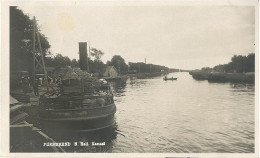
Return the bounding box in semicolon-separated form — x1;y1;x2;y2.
38;42;116;131
38;68;116;131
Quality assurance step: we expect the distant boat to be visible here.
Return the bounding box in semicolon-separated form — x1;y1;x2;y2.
163;76;177;81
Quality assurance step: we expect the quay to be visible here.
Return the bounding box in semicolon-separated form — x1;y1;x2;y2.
10;94;65;152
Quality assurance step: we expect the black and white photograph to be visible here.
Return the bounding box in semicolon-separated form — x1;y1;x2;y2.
1;0;259;156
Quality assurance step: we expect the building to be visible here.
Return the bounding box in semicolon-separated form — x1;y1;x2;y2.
103;66;118;77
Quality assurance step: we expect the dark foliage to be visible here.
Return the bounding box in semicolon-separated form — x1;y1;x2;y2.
10;7;50;74
45;53;106;74
107;55;128;74
128;62;169;73
212;53;255;73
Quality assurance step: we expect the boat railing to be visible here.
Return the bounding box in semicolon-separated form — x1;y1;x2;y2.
39;103;116;119
39;93;114;110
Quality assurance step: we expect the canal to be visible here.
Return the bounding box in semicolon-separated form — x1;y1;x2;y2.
44;72;255;153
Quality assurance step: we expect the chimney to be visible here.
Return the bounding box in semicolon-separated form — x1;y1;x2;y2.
79;42;88;70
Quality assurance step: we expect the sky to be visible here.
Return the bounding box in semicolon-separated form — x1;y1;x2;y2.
18;3;255;70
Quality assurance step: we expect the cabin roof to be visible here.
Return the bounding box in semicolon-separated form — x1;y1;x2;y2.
105;66;118;72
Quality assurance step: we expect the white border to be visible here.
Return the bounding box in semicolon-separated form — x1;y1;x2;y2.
1;0;259;157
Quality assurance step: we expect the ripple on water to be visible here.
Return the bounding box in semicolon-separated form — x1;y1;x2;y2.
47;72;255;153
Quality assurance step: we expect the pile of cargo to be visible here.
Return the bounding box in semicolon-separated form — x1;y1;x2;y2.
59;68;91;80
42;67;112;100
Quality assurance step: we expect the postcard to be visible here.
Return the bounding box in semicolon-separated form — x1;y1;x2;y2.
1;0;259;157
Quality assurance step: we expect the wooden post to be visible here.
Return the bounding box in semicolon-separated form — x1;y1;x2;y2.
88;42;90;72
118;60;120;75
86;43;89;72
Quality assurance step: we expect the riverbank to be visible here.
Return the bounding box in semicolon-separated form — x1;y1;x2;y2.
103;75;128;82
189;71;255;84
128;72;168;79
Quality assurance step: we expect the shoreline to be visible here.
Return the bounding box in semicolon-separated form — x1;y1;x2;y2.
127;71;169;79
189;71;255;84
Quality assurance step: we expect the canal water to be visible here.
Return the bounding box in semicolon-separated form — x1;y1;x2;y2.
44;72;255;153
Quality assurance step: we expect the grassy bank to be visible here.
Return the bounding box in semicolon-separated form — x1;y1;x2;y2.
189;71;210;80
189;71;255;84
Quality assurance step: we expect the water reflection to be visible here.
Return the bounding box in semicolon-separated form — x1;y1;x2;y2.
111;72;254;153
129;79;148;87
229;83;255;91
37;72;254;153
109;80;127;93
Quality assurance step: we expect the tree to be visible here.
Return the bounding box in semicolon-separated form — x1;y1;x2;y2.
44;53;77;68
108;55;128;74
45;56;54;67
213;53;255;73
201;67;213;72
10;7;51;74
90;48;104;61
90;47;105;73
224;63;234;73
231;55;247;73
71;59;79;68
246;53;255;72
52;54;71;67
128;62;169;73
213;64;225;72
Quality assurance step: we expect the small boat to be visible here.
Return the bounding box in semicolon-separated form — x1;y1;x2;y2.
163;76;177;81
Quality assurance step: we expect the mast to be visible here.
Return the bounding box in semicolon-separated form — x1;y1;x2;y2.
32;17;36;82
32;16;49;92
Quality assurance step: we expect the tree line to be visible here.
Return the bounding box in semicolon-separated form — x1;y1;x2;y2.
44;53;170;75
10;7;51;75
10;7;170;77
201;53;255;73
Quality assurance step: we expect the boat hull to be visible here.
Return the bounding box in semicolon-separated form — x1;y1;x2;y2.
163;78;177;81
39;103;116;131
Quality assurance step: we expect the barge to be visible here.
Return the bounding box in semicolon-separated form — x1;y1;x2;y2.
38;42;116;131
38;68;116;131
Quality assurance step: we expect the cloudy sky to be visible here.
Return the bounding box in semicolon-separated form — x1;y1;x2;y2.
18;3;255;70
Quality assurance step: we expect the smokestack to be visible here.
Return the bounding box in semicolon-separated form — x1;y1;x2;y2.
145;58;146;64
79;42;88;71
